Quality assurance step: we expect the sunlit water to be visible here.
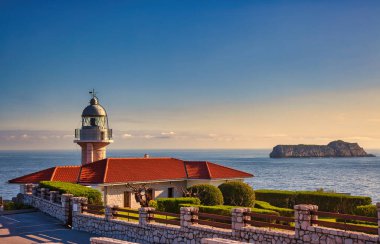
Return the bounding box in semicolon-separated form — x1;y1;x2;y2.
0;149;379;203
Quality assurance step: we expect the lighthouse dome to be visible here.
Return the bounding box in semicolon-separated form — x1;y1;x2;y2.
82;97;107;117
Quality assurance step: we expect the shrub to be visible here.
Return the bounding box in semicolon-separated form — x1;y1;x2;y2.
354;205;377;218
156;197;200;213
40;181;102;205
218;181;255;207
254;200;294;217
255;189;371;214
255;190;296;208
187;184;223;206
179;203;279;216
148;200;158;209
3;201;32;210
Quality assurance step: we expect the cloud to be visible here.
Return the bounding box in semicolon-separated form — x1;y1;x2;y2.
122;133;133;139
342;136;374;141
264;134;288;138
161;131;175;136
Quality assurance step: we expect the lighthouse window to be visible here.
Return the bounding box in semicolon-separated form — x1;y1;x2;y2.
90;118;96;126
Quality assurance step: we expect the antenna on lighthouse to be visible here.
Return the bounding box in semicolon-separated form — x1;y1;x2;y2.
89;89;97;98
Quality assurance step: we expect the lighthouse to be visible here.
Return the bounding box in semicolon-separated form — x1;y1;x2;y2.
74;90;113;165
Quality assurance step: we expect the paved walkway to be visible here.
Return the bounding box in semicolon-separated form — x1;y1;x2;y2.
0;211;98;243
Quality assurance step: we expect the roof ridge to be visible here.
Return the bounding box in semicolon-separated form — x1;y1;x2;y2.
183;161;189;179
204;162;212;179
103;158;109;183
50;167;58;181
206;161;254;177
76;165;83;184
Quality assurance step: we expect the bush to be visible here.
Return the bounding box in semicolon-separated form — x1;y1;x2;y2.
156;197;200;213
254;200;294;217
218;181;255;207
354;205;377;218
179;203;279;216
40;181;102;205
148;200;158;209
187;184;223;206
3;201;32;210
255;190;296;208
255;189;371;214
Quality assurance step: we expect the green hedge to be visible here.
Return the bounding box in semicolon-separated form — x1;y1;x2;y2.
3;201;33;210
218;181;255;207
179;204;279;216
255;189;371;214
40;181;102;205
156;197;200;213
187;184;224;206
254;200;294;217
354;205;377;218
148;200;158;209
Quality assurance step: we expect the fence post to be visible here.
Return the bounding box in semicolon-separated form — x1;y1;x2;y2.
377;202;380;237
72;197;88;214
139;207;154;225
105;205;114;221
231;208;251;238
20;184;28;194
294;204;318;241
180;206;198;228
49;191;58;203
40;188;46;199
32;185;38;196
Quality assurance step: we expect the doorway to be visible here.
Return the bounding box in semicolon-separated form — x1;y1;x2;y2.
124;191;131;208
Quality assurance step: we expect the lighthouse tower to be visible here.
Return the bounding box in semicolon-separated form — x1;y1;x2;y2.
74;91;113;165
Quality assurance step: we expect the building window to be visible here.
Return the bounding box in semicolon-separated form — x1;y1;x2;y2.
168;187;174;198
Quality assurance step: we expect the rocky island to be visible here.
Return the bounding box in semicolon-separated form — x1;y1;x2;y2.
270;140;375;158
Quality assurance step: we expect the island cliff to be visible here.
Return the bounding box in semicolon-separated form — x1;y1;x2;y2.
270;140;375;158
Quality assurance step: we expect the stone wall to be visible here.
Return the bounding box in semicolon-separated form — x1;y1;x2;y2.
21;184;72;224
71;198;380;244
18;183;380;244
91;237;139;244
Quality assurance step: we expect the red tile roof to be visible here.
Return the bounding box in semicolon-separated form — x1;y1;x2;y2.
9;157;253;184
8;166;80;184
52;166;81;183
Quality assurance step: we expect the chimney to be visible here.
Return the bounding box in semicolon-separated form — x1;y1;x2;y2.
144;154;150;159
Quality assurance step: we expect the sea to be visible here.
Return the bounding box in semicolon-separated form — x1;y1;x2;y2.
0;149;379;203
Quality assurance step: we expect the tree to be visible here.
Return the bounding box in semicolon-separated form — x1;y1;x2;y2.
125;183;153;207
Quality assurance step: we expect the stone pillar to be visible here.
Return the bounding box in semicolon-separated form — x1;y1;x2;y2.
40;188;46;199
61;194;73;208
32;185;38;196
377;202;380;236
72;197;88;215
180;206;198;228
294;204;318;240
49;191;58;203
20;184;27;194
105;205;114;221
139;207;154;225
61;194;74;224
232;208;251;238
26;184;34;194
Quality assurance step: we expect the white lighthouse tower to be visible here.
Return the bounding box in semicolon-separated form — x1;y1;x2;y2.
74;90;113;165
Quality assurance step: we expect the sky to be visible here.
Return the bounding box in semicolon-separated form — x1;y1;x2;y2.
1;1;380;150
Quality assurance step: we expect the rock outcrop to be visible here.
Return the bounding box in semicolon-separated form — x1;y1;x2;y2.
269;140;375;158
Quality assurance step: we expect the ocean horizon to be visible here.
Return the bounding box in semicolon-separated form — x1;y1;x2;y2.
1;149;379;203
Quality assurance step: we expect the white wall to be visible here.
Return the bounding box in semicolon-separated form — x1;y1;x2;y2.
104;181;187;209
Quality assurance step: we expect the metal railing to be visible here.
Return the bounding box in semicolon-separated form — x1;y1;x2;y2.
74;128;112;140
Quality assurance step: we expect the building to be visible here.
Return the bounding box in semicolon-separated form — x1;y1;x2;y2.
9;93;253;208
